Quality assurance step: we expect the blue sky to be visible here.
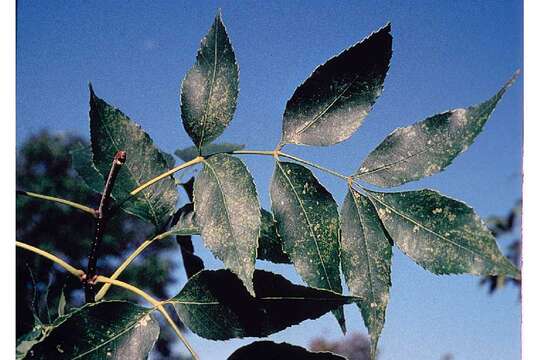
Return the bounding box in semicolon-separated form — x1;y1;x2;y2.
17;1;523;359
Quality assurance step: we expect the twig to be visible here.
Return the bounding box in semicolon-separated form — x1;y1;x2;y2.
85;150;126;302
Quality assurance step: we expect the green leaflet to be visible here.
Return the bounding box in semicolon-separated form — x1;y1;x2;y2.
356;71;520;187
174;143;245;162
89;86;178;228
341;189;392;359
366;189;520;278
22;301;159;360
193;154;260;295
270;161;345;332
70;143;105;195
258;208;291;264
169;269;354;340
281;24;392;146
181;12;239;148
228;341;346;360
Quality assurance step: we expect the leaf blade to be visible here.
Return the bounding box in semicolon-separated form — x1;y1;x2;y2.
181;13;239;148
193;154;260;295
366;189;520;278
89;85;178;228
170;269;353;340
22;301;159;360
357;72;520;187
281;24;392;146
341;189;392;359
270;161;344;331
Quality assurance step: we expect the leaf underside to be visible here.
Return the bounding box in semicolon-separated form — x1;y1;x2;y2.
228;341;346;360
181;13;239;148
281;23;392;146
171;269;353;340
270;161;345;332
341;189;392;359
366;189;520;278
89;85;178;228
356;71;520;187
193;153;261;295
22;301;159;360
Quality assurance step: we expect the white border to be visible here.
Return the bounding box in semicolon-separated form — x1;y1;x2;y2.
522;0;539;359
0;0;16;356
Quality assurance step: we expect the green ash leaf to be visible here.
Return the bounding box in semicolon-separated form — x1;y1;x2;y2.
356;71;520;187
366;189;520;278
22;301;159;360
270;161;345;332
181;12;239;148
341;189;392;359
194;153;260;295
70;143;105;195
281;24;392;146
170;269;354;340
89;85;178;228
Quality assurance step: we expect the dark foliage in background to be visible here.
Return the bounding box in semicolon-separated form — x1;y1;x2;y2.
480;201;522;294
15;131;183;358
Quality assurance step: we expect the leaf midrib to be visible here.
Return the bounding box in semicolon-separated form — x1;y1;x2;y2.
296;74;360;136
197;18;220;149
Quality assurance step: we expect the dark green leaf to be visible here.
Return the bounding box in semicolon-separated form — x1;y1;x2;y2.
228;341;346;360
194;154;260;295
89;85;178;228
174;143;245;162
270;161;344;332
281;24;392;146
181;13;239;148
170;269;354;340
341;189;392;359
70;143;105;195
23;301;159;360
17;324;47;360
366;189;520;278
356;71;520;187
258;209;291;264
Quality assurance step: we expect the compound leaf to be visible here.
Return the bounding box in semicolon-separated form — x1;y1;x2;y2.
281;24;392;146
22;301;159;360
170;269;354;340
228;341;346;360
270;161;345;332
366;189;520;278
174;143;245;162
356;71;520;187
341;189;392;359
194;154;260;295
89;85;178;228
181;13;239;148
